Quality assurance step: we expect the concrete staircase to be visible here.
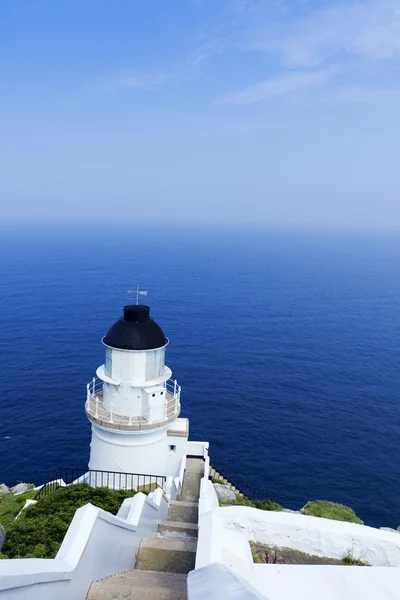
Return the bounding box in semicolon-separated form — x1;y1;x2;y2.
87;459;203;600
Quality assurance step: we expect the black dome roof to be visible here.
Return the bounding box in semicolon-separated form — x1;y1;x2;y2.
103;305;167;351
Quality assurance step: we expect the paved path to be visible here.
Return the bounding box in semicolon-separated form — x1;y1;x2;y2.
87;459;204;600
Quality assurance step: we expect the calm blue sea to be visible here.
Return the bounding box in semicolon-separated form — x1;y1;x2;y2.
0;223;399;528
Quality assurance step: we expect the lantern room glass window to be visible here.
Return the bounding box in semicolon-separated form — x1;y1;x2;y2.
146;348;165;380
105;347;112;377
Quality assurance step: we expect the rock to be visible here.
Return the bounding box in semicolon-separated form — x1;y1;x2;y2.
0;484;10;496
282;508;302;514
397;526;400;532
10;483;32;494
213;483;237;503
380;527;399;533
0;524;5;551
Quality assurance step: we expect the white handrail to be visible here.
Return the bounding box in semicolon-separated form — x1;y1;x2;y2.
85;377;181;424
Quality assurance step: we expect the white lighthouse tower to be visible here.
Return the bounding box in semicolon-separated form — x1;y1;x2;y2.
85;304;189;482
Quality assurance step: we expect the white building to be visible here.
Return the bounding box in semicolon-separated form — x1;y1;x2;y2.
85;304;189;483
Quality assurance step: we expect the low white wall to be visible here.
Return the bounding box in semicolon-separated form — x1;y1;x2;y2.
198;478;219;518
0;488;169;600
192;468;400;600
187;440;209;458
249;563;400;600
222;506;400;567
164;454;186;501
196;487;253;582
188;563;265;600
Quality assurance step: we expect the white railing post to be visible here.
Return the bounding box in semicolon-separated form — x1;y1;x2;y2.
110;402;114;424
95;396;99;418
86;383;90;402
92;377;96;395
174;379;177;396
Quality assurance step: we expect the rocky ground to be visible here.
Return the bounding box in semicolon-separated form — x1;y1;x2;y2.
250;542;367;566
0;483;34;496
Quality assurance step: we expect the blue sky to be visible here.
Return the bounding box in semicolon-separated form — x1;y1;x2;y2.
1;0;400;228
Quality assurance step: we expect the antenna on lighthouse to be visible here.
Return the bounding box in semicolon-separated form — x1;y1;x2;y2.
127;286;148;305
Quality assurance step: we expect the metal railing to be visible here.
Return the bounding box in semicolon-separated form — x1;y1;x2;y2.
209;456;259;499
35;467;167;500
209;456;283;504
85;377;181;427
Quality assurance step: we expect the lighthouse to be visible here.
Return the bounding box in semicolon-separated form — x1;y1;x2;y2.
85;304;188;482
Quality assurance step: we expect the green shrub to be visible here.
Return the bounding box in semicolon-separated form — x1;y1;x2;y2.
253;498;282;512
219;494;282;511
1;484;136;559
303;500;363;524
342;552;368;566
0;490;37;530
234;495;256;507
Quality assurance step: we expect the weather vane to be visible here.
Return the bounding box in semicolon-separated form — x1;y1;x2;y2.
127;285;148;305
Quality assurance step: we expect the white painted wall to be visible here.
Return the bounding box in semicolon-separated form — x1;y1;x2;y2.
89;418;188;480
96;338;173;420
187;440;209;458
0;488;168;600
188;563;265;600
166;431;188;479
191;464;400;600
249;563;400;600
221;507;400;567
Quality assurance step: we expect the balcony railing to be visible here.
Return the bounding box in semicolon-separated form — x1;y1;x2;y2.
85;377;181;430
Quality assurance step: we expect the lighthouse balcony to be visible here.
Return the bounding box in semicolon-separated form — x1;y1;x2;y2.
85;378;181;431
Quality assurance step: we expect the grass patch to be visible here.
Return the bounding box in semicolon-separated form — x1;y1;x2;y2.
302;500;363;525
253;499;282;512
0;490;37;531
219;495;255;508
250;542;261;563
219;495;282;511
1;483;136;559
342;552;369;566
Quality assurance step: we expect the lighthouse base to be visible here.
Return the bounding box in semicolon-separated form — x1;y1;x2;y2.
88;418;189;481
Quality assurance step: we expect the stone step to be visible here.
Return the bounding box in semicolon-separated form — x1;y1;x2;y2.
157;520;198;539
135;537;197;574
87;569;187;599
178;471;201;503
168;500;198;524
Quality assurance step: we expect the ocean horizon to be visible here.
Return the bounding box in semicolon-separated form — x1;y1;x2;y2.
1;223;399;528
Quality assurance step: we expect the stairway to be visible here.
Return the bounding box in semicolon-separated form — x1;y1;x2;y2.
87;458;203;600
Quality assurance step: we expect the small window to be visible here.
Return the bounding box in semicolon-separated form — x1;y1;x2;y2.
105;347;112;377
152;393;155;397
169;445;176;452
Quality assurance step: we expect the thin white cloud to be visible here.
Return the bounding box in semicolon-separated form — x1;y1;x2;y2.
250;0;400;68
312;85;400;105
218;68;336;104
95;37;225;94
94;0;400;106
108;70;188;92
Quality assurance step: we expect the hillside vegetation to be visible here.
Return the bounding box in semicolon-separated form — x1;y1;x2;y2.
0;484;136;559
220;494;282;511
302;500;364;524
0;490;37;530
